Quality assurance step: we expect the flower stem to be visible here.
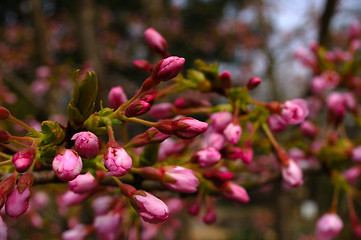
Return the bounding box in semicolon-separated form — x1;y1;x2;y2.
0;159;12;166
10;136;35;142
261;122;279;149
122;117;156;127
330;186;339;213
0;152;12;159
8;115;42;137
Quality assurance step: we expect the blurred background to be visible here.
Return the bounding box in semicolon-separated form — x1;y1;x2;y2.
0;0;361;239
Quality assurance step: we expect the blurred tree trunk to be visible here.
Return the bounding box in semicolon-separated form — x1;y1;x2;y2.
76;0;105;103
319;0;339;47
30;0;49;65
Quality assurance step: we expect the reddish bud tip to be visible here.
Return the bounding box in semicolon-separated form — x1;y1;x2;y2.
246;77;262;90
0;107;10;120
0;130;10;143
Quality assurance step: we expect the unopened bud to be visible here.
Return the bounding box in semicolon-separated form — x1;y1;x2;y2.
0;107;10;120
133;59;153;74
124;100;151;118
219;71;231;89
246;77;262;90
144;28;168;57
108;86;127;110
152;56;185;82
0;174;16;208
12;148;36;173
0;130;10;143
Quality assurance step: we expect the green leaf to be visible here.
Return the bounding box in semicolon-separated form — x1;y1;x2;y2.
67;70;98;130
40;121;65;146
139;143;160;167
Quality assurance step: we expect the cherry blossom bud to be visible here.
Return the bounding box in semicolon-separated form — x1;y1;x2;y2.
130;127;170;148
36;66;50;79
210;111;233;132
62;224;89;240
94;211;121;240
103;144;132;177
222;145;243;160
219;71;231;89
0;107;10;120
246;76;262;90
174;97;210;109
188;202;201;216
343;166;361;184
124;100;151;118
0;214;7;240
161;166;199;193
5;185;30;217
92;196;114;216
203;207;216;224
130;191;169;224
108;86;127;110
203;167;234;182
223;123;242;145
68;172;98;193
144;28;168;57
327;92;346;117
241;148;253;164
281;99;309;125
311;76;328;94
149;103;174;120
204;132;225;151
349;21;361;39
352;146;361;162
158;138;184;161
53;149;83;182
133;59;153;74
315;213;343;240
0;174;16;208
12;148;36;173
61;190;89;207
0;130;10;143
173;117;208;139
71;131;99;159
343;92;357;112
300;121;318;139
152;56;185;82
281;159;303;187
194;147;222;168
221;181;250;204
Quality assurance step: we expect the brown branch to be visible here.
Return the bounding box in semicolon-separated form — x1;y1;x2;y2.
318;0;339;47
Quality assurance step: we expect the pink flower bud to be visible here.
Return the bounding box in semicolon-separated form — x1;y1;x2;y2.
144;28;168;57
241;148;253;164
221;181;250;204
91;196;114;216
267;114;287;133
61;190;89;207
0;107;10;120
108;86;127;109
133;59;153;74
5;185;30;217
204;132;225;151
152;56;185;82
343;92;357;112
188;202;200;216
195;147;222;168
124;99;151;118
352;146;361;162
12;148;36;173
68;172;98;193
174;97;210;109
203;167;234;182
327;92;346;117
94;211;121;240
53;149;83;182
281;99;309;125
36;66;50;79
173;117;208;139
0;214;7;240
294;47;316;68
103;145;132;177
219;71;231;89
130;191;169;224
300;121;318;139
161;166;199;193
203;207;216;224
0;130;10;143
0;175;16;209
315;213;343;240
62;224;89;240
281;159;303;187
158;138;184;161
222;145;243;160
210;111;233;132
311;76;329;94
246;76;262;90
223;123;242;145
71;131;99;159
149;103;174;120
343;166;361;184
